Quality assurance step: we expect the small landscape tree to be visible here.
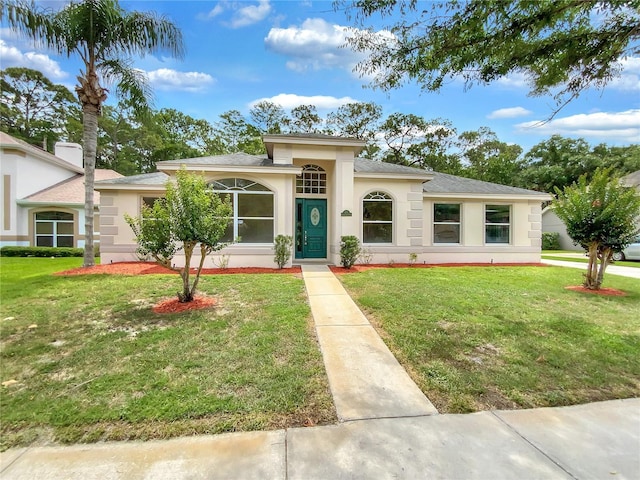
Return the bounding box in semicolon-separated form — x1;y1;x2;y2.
553;168;640;290
125;169;232;302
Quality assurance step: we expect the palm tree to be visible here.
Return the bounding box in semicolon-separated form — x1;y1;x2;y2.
1;0;184;266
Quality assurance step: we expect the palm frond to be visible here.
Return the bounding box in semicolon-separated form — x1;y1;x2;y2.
0;0;67;53
100;58;153;116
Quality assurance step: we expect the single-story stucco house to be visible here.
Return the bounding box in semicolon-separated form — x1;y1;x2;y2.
95;134;552;267
0;132;122;248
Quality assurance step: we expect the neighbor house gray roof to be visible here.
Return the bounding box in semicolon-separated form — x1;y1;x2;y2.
156;152;297;168
423;172;549;196
96;171;169;186
354;158;432;176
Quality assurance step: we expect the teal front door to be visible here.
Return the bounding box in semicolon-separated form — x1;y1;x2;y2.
295;199;327;259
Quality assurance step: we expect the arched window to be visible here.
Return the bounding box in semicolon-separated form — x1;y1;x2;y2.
363;191;393;243
35;211;74;247
296;164;326;194
210;178;274;244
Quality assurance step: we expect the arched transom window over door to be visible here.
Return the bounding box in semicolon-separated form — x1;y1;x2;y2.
363;191;393;243
35;211;74;247
209;178;274;244
296;164;326;194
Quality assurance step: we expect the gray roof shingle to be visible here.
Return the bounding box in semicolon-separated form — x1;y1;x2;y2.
354;158;431;176
96;172;169;185
423;171;549;196
156;152;296;168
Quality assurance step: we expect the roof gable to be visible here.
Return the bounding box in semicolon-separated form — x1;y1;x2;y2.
0;132;84;174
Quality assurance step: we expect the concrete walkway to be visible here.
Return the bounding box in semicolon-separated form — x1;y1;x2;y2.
301;264;437;421
542;258;640;279
2;266;639;479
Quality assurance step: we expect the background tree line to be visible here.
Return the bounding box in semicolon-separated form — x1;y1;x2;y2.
2;66;639;193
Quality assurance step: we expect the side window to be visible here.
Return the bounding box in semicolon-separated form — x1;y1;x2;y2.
485;205;511;244
35;211;74;247
363;191;393;243
433;203;461;243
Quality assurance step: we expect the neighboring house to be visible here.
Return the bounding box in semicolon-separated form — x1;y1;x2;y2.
542;169;640;251
0;132;122;248
96;134;551;267
541;206;582;251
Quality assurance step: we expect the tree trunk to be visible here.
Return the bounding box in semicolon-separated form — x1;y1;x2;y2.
595;247;612;289
179;242;195;302
189;244;208;300
82;104;98;267
584;243;599;289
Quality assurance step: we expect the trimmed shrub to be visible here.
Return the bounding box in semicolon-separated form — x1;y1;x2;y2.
273;235;293;269
542;232;561;250
0;246;84;257
340;236;361;269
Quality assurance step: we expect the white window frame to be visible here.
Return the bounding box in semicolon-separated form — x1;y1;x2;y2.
210;178;275;244
296;164;327;194
35;211;74;247
484;204;511;244
433;203;461;244
362;191;393;244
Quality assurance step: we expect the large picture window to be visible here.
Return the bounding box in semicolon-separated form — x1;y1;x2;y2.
210;178;274;244
485;205;511;244
35;211;74;247
363;191;393;243
434;203;461;243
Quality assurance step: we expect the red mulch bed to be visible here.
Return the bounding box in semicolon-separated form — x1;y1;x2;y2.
565;285;627;296
330;263;547;274
55;262;302;276
153;296;218;314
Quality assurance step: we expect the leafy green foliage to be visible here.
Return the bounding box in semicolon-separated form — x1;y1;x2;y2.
273;235;294;269
553;168;640;288
342;0;639;111
541;232;561;251
340;235;361;269
0;246;88;257
126;169;232;302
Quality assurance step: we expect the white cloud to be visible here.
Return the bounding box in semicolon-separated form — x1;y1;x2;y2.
231;0;271;28
609;56;640;91
265;18;366;74
487;107;533;119
201;1;271;28
516;109;640;143
0;39;67;80
495;71;529;89
249;93;357;110
146;69;215;92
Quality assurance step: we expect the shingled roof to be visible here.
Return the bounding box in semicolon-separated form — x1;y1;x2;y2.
423;171;549;196
23;169;122;204
156;152;297;168
354;158;432;176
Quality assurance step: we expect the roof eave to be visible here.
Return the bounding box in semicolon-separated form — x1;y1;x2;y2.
423;192;553;201
1;143;84;175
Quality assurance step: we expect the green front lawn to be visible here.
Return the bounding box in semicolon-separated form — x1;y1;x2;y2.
0;258;335;450
338;266;640;413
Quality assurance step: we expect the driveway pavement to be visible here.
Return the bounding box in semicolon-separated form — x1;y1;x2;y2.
1;265;638;479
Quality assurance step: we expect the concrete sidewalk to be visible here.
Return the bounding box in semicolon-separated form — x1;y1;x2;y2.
2;399;638;479
542;258;640;279
1;265;639;479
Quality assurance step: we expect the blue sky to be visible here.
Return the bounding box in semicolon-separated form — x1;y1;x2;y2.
1;0;639;152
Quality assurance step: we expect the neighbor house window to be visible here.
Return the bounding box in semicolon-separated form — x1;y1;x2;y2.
485;205;511;244
434;203;461;243
296;165;326;194
363;191;393;243
35;211;74;247
210;178;274;244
